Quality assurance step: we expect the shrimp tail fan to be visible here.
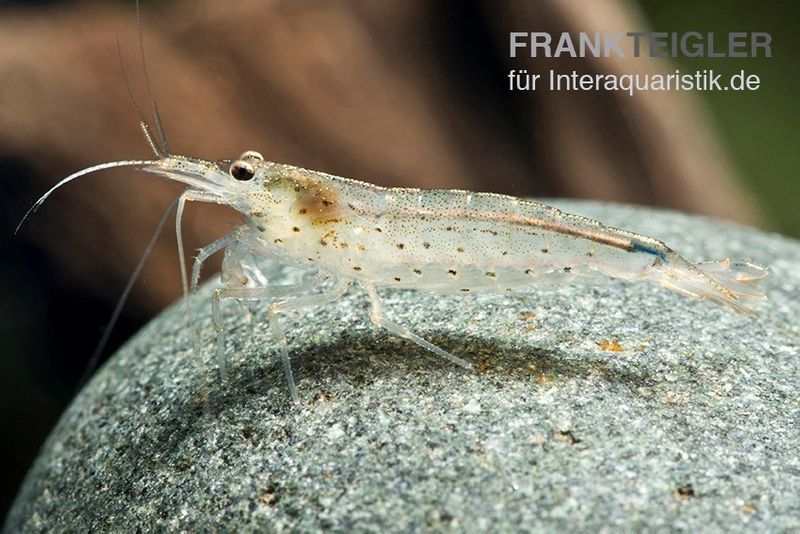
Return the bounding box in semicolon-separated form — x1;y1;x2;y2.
657;258;769;317
695;259;769;301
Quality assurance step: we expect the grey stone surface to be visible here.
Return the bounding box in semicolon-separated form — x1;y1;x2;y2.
6;201;800;532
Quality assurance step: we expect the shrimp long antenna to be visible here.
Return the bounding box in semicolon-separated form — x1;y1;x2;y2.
136;0;170;155
116;33;165;158
76;196;180;391
14;159;158;234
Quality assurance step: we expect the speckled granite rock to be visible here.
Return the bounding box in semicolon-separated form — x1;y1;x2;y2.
6;201;800;532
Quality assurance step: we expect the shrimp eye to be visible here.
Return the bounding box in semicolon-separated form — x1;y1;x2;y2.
229;160;255;181
239;150;264;162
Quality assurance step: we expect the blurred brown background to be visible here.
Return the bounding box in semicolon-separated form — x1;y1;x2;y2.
1;0;797;519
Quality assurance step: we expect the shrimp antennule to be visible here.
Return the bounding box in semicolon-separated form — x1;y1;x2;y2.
135;0;170;155
116;33;165;158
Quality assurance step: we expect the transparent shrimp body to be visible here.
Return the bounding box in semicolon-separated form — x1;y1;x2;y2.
26;151;767;402
138;151;768;401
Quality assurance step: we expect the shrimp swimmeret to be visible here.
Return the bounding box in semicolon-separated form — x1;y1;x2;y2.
21;149;769;402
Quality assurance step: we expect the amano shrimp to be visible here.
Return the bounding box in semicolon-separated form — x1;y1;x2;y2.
21;148;769;402
17;7;768;403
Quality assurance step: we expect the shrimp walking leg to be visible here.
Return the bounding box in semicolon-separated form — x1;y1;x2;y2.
211;283;314;382
362;284;473;371
189;233;238;357
269;279;353;402
212;279;353;402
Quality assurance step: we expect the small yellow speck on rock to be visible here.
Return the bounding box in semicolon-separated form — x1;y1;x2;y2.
597;339;624;352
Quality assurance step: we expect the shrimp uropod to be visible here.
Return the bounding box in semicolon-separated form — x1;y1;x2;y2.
18;7;769;403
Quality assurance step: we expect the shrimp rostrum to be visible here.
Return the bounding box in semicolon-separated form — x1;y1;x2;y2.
22;150;769;402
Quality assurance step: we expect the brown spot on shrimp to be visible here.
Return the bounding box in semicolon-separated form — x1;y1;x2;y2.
288;174;343;224
321;229;348;249
315;217;343;226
